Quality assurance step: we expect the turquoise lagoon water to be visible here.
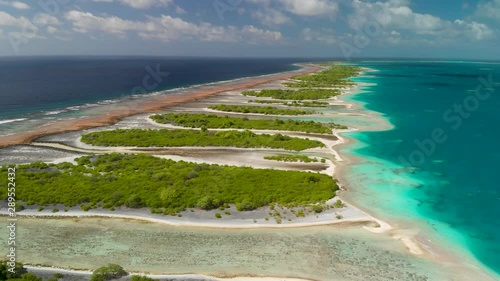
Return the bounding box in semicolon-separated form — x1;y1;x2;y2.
341;61;500;276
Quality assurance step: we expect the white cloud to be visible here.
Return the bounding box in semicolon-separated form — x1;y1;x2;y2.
64;10;282;43
348;0;495;42
474;0;500;22
92;0;172;9
0;1;30;10
278;0;338;16
47;26;58;34
175;6;186;14
0;11;37;30
302;27;338;44
33;13;62;26
252;9;290;26
248;0;338;17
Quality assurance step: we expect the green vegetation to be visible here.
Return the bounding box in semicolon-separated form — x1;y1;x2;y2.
249;100;330;108
90;264;127;281
285;64;361;88
264;154;319;163
243;89;339;100
0;261;27;280
215;213;222;219
150;113;344;133
333;199;346;208
131;276;158;281
1;154;338;214
81;129;324;151
295;209;305;217
208;104;314;115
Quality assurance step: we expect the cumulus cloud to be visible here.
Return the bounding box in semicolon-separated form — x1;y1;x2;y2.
474;0;500;22
348;0;495;42
33;13;62;26
248;0;338;17
0;1;30;10
92;0;172;9
252;9;290;26
64;10;282;43
302;28;339;44
278;0;338;16
0;11;36;30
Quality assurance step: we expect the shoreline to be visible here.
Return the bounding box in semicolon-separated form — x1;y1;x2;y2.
3;63;496;280
26;266;317;281
0;64;321;147
332;66;498;280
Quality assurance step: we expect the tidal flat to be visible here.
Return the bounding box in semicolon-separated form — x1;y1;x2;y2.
1;217;442;281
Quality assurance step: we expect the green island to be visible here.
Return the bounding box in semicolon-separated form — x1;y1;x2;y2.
208;104;315;115
284;63;361;88
81;129;324;151
249;100;330;108
150;113;345;133
264;154;320;163
0;154;338;214
242;89;340;100
0;262;157;281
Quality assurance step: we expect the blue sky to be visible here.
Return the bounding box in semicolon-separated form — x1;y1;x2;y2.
0;0;499;59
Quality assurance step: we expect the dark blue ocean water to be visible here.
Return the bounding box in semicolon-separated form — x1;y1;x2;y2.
345;61;500;275
0;57;304;122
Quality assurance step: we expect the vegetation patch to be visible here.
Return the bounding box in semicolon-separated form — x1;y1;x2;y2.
284;64;361;88
208;104;314;115
150;113;344;133
81;129;324;151
264;154;319;163
242;89;339;100
249;100;330;108
1;154;338;214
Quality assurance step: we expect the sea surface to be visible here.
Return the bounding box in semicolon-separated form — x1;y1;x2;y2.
341;61;500;276
0;56;303;135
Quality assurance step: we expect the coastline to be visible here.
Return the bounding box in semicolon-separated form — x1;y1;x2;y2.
0;64;321;147
1;63;496;281
332;66;499;280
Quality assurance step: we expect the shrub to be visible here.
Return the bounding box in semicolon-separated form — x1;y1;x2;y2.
131;276;157;281
80;204;91;212
312;205;324;213
333;199;345;208
215;213;222;219
125;195;143;208
14;201;25;211
90;264;127;281
295;210;305;217
51;208;59;213
236;201;257;211
0;261;27;279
